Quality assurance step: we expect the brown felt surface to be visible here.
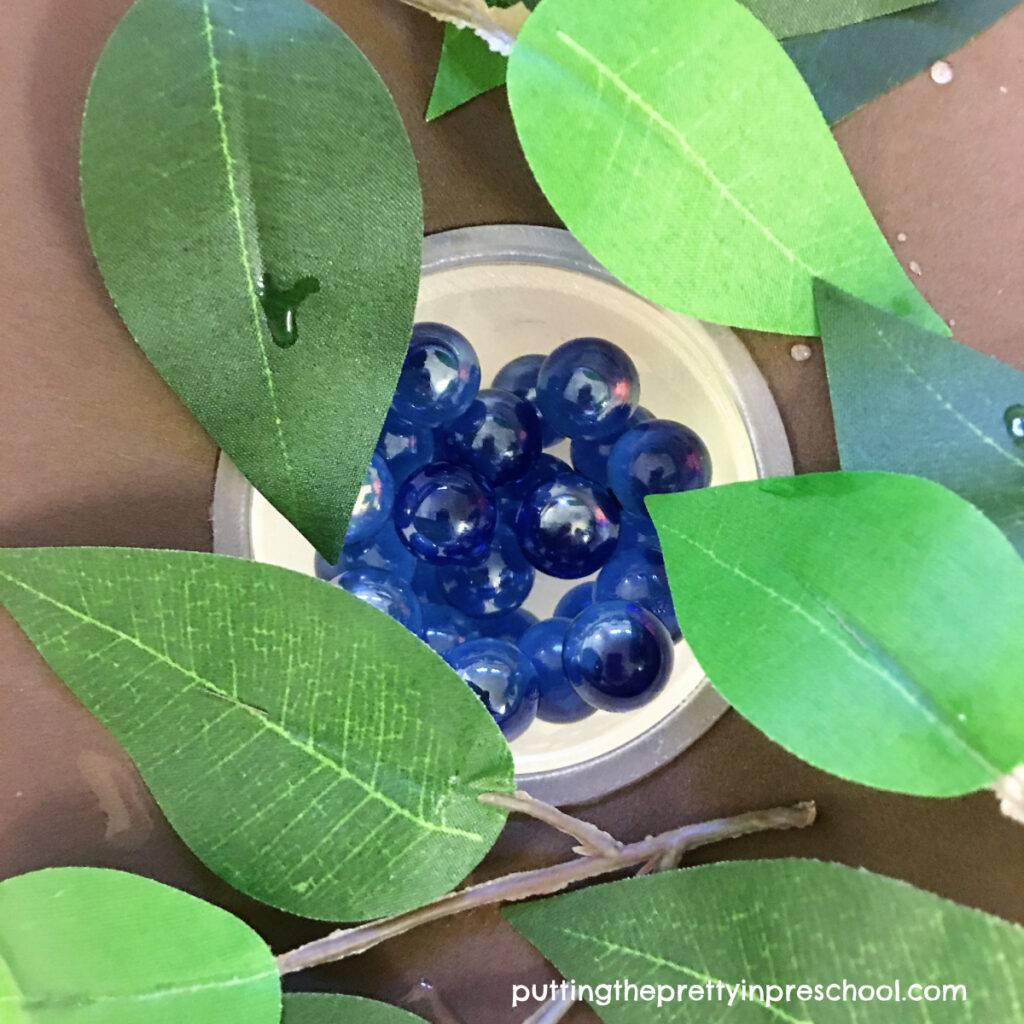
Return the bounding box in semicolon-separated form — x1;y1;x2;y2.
1;2;1023;1021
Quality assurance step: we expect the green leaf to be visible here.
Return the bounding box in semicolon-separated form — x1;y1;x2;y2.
0;548;512;920
80;0;423;563
427;25;508;121
283;994;424;1023
743;0;935;39
505;860;1024;1022
506;0;945;336
786;0;1022;124
0;867;280;1024
647;472;1024;796
817;283;1024;556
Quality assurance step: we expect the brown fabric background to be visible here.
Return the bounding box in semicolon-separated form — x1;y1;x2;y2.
1;2;1022;1021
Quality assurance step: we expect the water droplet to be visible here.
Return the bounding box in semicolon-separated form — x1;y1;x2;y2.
790;343;812;362
257;272;320;348
1005;404;1024;446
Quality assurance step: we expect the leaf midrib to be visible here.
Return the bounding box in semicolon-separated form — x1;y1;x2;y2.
657;523;1003;779
0;568;483;843
553;30;817;277
200;0;296;503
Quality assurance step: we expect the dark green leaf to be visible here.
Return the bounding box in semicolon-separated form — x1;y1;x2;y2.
80;0;423;562
743;0;935;39
283;994;424;1023
506;0;945;335
786;0;1021;124
427;25;508;121
0;867;280;1023
647;472;1024;796
505;860;1024;1022
0;548;512;920
817;282;1024;555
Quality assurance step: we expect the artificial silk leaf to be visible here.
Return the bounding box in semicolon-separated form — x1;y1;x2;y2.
506;0;944;336
427;25;508;121
283;994;424;1023
0;548;512;921
80;0;422;563
505;860;1024;1022
817;283;1024;556
0;868;280;1024
786;0;1021;124
647;472;1024;796
742;0;935;39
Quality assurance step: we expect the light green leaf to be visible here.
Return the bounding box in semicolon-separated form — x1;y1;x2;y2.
647;472;1024;796
283;994;424;1023
505;860;1024;1023
0;868;280;1024
506;0;945;335
817;282;1024;555
80;0;423;562
427;25;508;121
744;0;935;39
0;548;512;920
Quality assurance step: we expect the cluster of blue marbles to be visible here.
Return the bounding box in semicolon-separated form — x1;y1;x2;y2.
316;323;712;741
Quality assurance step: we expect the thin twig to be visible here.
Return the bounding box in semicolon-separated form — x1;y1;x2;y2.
276;801;815;975
480;790;622;858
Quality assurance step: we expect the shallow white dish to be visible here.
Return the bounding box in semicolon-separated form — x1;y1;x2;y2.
212;225;792;806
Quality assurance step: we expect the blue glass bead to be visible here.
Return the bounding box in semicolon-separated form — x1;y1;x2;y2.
346;452;394;545
391;322;481;427
618;511;661;553
595;547;680;640
419;603;480;656
438;526;535;618
516;472;621;579
492;353;563;447
519;618;594;723
563;600;674;712
607;419;712;516
443;638;540;740
570;407;652;488
333;567;423;635
394;463;497;565
314;522;416;580
440;388;542;485
478;608;539;644
411;560;447;604
376;410;435;483
496;453;572;502
536;338;640;440
553;581;595;620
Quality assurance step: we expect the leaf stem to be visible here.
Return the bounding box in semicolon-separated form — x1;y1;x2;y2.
479;790;622;857
275;800;815;975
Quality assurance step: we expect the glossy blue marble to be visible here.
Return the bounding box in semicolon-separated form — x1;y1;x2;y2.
332;567;423;635
492;353;563;447
563;600;673;712
553;581;595;620
394;463;497;565
443;638;540;740
439;388;542;485
478;608;539;644
314;522;416;580
438;526;535;618
375;410;435;483
411;560;447;604
495;454;573;529
346;452;394;545
536;338;640;440
570;407;652;488
607;419;712;516
419;603;480;656
515;472;621;579
519;617;594;723
595;547;680;640
391;322;481;427
618;511;661;553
